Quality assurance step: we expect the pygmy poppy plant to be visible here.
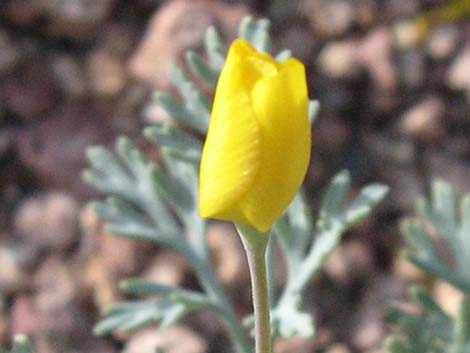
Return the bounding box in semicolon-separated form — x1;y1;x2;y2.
199;39;311;232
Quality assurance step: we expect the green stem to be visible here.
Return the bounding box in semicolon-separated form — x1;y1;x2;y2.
237;223;272;353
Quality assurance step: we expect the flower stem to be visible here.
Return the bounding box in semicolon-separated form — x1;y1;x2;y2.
236;223;272;353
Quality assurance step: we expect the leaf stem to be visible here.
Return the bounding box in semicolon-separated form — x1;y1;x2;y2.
183;244;252;353
237;223;272;353
455;295;470;347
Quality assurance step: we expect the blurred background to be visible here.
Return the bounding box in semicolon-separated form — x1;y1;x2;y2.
0;0;469;352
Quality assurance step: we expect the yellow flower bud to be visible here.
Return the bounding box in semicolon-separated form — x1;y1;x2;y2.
199;39;311;232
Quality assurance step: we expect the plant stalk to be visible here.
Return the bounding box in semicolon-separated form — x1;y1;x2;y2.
237;223;272;353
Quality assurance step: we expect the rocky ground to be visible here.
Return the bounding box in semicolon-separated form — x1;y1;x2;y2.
0;0;469;352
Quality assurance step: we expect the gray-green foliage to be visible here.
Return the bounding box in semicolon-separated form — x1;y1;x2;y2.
269;171;388;339
83;16;388;352
386;180;470;353
0;335;34;353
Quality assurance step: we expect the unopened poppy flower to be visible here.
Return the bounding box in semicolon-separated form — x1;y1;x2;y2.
199;39;311;232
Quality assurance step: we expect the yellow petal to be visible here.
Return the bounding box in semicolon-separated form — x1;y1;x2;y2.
239;58;310;231
199;42;262;222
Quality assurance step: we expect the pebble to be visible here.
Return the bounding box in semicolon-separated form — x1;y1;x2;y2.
275;23;317;62
317;39;360;79
16;108;107;191
51;54;88;100
87;49;127;97
128;0;249;89
10;295;37;336
433;280;463;317
399;48;425;89
426;25;459;60
207;222;249;290
143;251;189;288
13;192;79;251
303;0;356;38
275;335;316;353
4;0;43;27
447;45;470;100
0;31;20;74
123;326;207;353
398;96;444;141
0;246;25;294
324;240;374;287
33;257;80;336
349;276;407;351
359;27;397;93
39;0;116;42
2;59;58;121
393;255;429;284
79;207;145;308
324;343;351;353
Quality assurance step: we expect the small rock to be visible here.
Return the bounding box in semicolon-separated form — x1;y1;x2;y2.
433;280;463;317
123;326;207;353
143;251;189;288
128;0;249;89
16;108;107;191
426;25;459;60
67;338;116;353
447;46;470;100
275;335;316;353
0;246;25;293
393;19;423;48
87;49;127;97
317;39;360;79
324;240;374;287
82;255;117;312
39;0;116;41
207;222;249;290
359;27;397;93
2;59;58;121
269;0;303;21
385;0;419;18
276;23;317;62
324;343;351;353
111;84;149;133
33;257;79;336
393;255;428;284
356;0;379;28
314;115;351;156
349;275;406;351
399;48;425;88
0;298;6;344
51;54;88;99
303;0;356;38
13;192;79;251
4;0;43;26
10;295;37;336
399;96;444;140
100;230;144;277
99;23;140;57
79;207;144;306
0;31;20;74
